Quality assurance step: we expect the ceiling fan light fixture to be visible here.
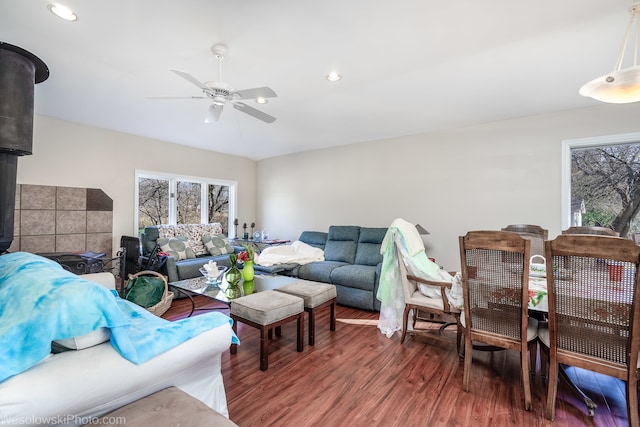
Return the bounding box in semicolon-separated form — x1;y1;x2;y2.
161;43;277;124
255;97;268;104
47;3;78;21
580;2;640;103
212;95;226;106
205;105;222;123
326;71;342;82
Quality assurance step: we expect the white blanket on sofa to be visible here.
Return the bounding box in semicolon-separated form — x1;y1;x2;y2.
256;240;324;266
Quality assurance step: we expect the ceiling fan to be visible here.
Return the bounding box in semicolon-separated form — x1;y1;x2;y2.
156;44;277;123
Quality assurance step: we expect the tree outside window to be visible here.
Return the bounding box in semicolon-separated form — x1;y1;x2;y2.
138;177;169;228
569;139;640;238
136;172;234;235
208;184;229;225
177;181;201;224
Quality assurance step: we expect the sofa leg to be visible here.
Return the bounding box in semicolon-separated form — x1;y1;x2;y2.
230;315;238;354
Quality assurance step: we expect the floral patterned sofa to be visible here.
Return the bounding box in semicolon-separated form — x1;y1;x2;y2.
141;224;240;283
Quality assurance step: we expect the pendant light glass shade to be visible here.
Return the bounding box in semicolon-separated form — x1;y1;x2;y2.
580;2;640;103
579;66;640;103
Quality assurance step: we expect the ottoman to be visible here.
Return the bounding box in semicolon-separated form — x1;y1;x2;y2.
275;281;337;345
85;387;238;427
230;290;304;371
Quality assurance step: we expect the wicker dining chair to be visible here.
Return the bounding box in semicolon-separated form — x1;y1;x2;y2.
562;226;619;236
539;234;640;425
459;230;538;410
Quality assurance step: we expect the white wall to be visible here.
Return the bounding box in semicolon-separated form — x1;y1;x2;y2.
256;103;640;271
16;115;257;255
16;103;640;272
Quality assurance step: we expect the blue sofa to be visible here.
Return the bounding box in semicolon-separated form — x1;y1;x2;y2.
274;226;387;312
142;223;387;311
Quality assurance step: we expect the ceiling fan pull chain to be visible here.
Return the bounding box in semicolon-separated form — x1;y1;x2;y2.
218;54;223;82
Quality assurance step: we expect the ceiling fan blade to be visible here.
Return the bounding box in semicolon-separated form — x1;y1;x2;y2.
205;104;223;123
146;96;208;99
234;87;277;100
171;69;209;91
232;101;276;123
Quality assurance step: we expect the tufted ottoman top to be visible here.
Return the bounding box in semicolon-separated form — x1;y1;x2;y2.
85;386;238;427
230;290;303;325
275;281;337;308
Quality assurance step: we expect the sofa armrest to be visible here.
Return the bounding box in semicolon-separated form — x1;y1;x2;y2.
163;256;179;283
81;272;116;291
298;231;328;249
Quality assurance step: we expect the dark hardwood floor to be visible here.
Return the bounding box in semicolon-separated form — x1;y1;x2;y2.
163;296;631;427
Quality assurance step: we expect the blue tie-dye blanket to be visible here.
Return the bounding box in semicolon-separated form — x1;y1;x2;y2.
0;252;239;383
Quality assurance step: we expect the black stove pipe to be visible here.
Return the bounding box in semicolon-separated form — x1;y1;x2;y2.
0;42;49;254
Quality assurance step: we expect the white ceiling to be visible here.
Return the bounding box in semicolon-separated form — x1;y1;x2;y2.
0;1;635;160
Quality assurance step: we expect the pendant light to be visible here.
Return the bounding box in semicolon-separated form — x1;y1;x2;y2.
579;2;640;103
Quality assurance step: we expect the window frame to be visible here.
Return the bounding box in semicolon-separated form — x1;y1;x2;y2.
134;169;237;236
561;131;640;229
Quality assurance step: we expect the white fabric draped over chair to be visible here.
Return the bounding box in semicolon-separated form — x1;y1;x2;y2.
376;218;460;338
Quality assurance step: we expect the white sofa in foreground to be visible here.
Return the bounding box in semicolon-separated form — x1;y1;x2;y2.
0;261;235;426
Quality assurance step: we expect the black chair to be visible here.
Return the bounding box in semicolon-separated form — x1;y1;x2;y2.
120;235;142;278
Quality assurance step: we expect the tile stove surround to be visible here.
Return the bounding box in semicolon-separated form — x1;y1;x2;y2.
10;184;113;255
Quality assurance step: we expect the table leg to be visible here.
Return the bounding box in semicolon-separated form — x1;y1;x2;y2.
169;285;195;317
560;365;597;417
297;313;304;352
260;325;269;371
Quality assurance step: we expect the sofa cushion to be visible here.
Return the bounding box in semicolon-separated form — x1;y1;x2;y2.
157;224;223;256
157;237;195;260
298;231;328;249
330;264;377;291
52;327;112;352
355;227;386;266
334;284;376;311
202;235;234;256
324;226;360;264
298;261;348;283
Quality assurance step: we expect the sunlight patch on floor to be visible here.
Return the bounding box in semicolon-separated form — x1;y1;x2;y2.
337;318;379;326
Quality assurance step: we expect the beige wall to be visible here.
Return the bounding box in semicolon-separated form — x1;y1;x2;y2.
15;103;640;272
16;115;257;256
256;103;640;271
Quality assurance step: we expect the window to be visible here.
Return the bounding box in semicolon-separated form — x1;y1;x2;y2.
562;132;640;237
135;171;236;236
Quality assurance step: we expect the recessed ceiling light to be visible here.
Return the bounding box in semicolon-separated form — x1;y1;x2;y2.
326;71;342;82
256;97;268;104
48;3;78;21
